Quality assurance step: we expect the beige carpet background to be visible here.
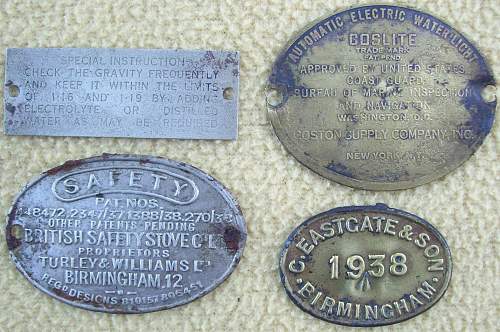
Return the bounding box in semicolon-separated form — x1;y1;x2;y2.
0;0;498;331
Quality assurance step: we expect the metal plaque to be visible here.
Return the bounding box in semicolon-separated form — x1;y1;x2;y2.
4;48;239;139
279;204;452;327
267;4;496;190
6;154;246;313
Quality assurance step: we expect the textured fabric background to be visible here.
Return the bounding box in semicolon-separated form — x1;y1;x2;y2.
0;0;498;331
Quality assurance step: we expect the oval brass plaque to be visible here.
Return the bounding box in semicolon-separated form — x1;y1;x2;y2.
279;204;452;326
267;4;496;190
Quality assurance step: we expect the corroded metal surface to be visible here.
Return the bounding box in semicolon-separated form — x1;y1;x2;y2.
4;48;239;139
267;4;496;190
6;154;246;313
279;204;452;326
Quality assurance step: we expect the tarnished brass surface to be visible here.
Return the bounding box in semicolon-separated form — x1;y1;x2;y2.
279;204;452;326
267;4;496;190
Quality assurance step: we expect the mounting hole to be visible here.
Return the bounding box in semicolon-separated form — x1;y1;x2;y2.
266;86;284;108
10;224;24;240
481;85;496;103
223;87;234;100
8;84;20;97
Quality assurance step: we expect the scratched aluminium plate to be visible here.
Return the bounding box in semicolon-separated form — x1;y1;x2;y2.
4;48;239;139
279;204;452;327
6;154;246;313
267;4;496;190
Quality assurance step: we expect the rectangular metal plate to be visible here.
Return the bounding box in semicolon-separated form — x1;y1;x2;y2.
4;48;239;139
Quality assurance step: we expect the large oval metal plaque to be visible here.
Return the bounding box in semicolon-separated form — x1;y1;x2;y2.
267;4;496;190
6;155;246;313
279;204;452;326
